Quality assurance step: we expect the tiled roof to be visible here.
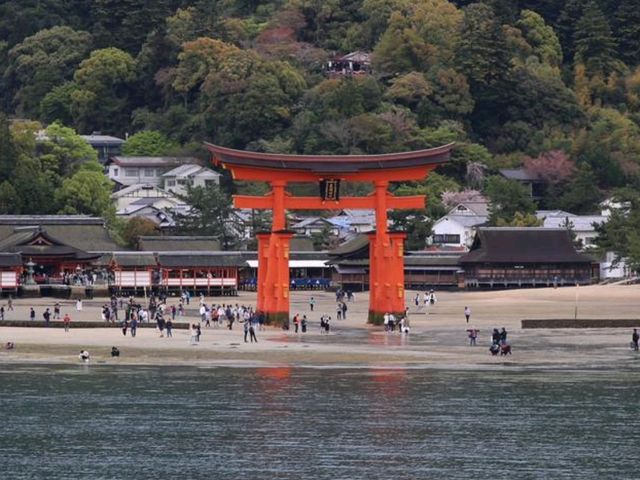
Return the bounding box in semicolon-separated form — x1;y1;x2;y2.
460;228;592;264
107;156;198;167
138;236;221;252
0;217;118;252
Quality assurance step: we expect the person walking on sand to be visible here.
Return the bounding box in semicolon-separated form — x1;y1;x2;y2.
130;317;138;337
7;297;13;311
53;302;61;320
632;328;639;351
76;299;83;311
121;319;128;336
30;307;35;321
500;327;508;345
249;321;258;343
243;318;250;342
309;297;315;312
166;318;173;338
467;327;479;346
464;306;471;323
190;324;198;345
43;308;51;327
63;313;71;332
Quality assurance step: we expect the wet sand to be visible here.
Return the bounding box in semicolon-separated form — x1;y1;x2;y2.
1;285;639;368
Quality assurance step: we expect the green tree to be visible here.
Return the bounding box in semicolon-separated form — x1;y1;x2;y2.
0;111;15;182
516;10;562;67
594;194;640;272
372;0;463;74
310;225;340;251
0;181;20;213
121;130;178;155
4;26;92;117
613;0;640;66
557;164;602;214
55;161;115;218
392;171;460;219
174;185;238;250
574;1;617;77
495;211;542;227
390;209;433;250
121;216;159;249
40;122;98;176
456;2;512;139
91;0;178;53
457;3;510;93
40;82;78;125
168;38;306;147
484;175;536;225
72;47;137;134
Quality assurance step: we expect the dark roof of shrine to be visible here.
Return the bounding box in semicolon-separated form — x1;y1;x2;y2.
459;228;592;264
205;143;454;174
0;229;101;260
138;236;221;252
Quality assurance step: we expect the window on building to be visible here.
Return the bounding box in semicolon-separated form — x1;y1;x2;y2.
205;179;217;187
125;168;138;177
143;168;155;177
166;179;176;187
113;168;119;177
433;234;461;244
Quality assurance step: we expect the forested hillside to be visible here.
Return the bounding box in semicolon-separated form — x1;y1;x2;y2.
1;0;640;230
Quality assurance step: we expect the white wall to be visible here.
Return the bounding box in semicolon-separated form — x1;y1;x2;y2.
431;217;473;248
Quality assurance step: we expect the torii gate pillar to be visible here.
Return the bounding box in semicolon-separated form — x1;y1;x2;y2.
256;230;293;324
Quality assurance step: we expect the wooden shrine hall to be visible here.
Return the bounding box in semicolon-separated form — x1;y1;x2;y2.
205;142;453;324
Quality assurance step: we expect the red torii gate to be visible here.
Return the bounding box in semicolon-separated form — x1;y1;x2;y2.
205;142;453;324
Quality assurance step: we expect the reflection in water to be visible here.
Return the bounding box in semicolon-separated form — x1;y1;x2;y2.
1;365;640;479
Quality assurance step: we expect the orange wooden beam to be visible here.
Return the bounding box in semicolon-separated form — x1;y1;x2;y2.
233;194;425;211
225;165;437;183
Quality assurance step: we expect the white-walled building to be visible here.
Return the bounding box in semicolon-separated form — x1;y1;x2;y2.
106;156;198;189
112;184;189;229
429;202;489;249
535;210;607;249
162;164;221;196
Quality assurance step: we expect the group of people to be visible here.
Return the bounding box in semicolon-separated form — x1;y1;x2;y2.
489;328;511;356
198;302;262;331
284;313;328;334
383;312;409;333
414;290;437;309
335;289;355;303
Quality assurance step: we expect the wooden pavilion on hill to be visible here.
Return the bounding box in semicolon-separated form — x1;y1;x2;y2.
459;228;597;288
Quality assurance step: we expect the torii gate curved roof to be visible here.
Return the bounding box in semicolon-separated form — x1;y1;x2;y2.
204;142;454;174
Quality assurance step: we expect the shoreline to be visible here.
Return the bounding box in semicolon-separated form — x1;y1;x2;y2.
1;285;640;369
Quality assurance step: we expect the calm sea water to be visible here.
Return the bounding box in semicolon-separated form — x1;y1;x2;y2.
1;364;639;479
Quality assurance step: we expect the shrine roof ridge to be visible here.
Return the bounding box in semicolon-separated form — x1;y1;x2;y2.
205;142;454;173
